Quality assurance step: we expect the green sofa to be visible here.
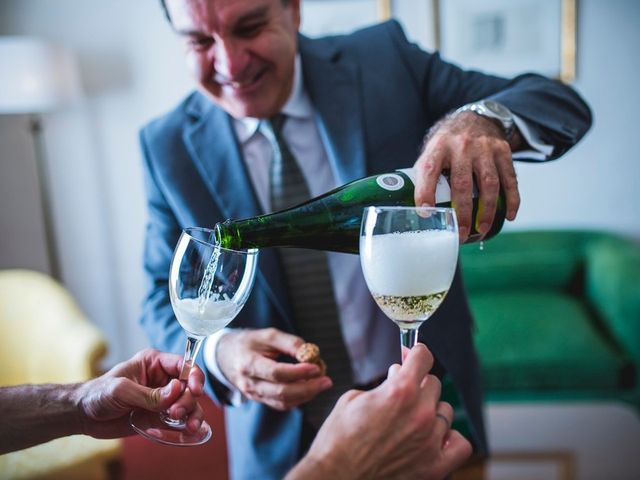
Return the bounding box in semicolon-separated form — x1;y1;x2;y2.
459;230;640;410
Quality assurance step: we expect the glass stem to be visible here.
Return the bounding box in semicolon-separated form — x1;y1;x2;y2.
400;328;419;350
179;335;204;383
160;335;204;429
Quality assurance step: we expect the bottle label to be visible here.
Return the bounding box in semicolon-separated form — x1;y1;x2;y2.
397;168;451;204
376;173;405;191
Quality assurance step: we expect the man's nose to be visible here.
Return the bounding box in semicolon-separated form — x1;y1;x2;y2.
214;40;249;80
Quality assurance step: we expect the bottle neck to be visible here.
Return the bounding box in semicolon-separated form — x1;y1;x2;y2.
213;222;224;246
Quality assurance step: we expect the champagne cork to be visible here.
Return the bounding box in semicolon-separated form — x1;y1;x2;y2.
295;342;327;376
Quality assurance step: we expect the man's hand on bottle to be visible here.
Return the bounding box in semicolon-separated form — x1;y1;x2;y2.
217;328;332;410
413;111;521;243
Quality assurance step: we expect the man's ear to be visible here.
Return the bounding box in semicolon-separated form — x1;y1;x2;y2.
288;0;301;30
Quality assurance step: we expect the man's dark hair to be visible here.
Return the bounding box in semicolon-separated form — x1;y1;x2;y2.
159;0;171;23
159;0;290;24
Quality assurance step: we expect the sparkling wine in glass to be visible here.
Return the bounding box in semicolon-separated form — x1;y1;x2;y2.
130;227;258;446
360;206;458;350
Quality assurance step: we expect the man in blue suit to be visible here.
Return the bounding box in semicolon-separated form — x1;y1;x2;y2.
140;0;591;477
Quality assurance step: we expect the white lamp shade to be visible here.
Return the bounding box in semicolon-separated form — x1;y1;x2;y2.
0;37;82;114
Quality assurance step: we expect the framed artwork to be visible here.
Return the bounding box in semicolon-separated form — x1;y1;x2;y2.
487;451;576;480
300;0;576;82
380;0;577;82
437;0;577;81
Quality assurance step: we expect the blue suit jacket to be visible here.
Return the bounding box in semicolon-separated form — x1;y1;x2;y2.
139;21;591;479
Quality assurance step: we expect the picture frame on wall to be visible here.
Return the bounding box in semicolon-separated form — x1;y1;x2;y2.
487;451;576;480
301;0;576;83
436;0;576;82
380;0;577;82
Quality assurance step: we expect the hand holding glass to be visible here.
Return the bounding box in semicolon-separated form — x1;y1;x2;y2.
130;227;258;446
360;206;458;350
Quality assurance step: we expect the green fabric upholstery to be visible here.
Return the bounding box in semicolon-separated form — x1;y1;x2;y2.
472;291;630;391
460;230;640;409
585;236;640;364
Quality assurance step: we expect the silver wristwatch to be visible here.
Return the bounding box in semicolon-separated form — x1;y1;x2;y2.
456;99;515;141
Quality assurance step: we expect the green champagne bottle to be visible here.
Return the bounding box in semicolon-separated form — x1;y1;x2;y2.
214;168;506;254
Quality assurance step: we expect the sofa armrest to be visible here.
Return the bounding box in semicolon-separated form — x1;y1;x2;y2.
585;236;640;363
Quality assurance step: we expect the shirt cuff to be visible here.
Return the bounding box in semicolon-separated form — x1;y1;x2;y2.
204;328;246;407
512;114;554;161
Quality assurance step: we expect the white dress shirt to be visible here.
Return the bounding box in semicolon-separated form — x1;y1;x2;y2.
204;55;552;404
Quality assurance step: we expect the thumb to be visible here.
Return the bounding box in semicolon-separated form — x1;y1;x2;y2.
120;378;182;412
256;328;304;358
441;430;473;472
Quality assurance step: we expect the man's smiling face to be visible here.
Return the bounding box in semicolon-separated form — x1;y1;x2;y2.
166;0;300;119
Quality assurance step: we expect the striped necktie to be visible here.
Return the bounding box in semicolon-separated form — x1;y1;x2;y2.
266;114;354;429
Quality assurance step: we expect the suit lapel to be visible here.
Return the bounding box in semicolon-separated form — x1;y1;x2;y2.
184;95;293;327
185;101;258;220
299;35;367;184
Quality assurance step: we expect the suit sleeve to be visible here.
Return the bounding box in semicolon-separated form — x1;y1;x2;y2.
138;127;231;405
385;20;592;160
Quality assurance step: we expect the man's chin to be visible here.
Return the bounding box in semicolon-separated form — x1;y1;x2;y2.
199;87;283;119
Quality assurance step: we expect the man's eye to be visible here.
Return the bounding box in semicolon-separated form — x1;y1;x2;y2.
188;37;214;51
236;23;264;37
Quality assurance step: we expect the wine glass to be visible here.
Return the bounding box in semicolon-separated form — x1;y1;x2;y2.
360;206;458;351
130;227;258;446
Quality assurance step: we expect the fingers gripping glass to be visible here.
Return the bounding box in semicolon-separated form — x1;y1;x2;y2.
360;206;458;351
130;227;258;446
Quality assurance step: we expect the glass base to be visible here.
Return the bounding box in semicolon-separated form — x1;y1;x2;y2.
130;409;212;446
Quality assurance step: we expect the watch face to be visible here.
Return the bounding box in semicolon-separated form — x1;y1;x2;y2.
484;100;510;119
457;100;514;138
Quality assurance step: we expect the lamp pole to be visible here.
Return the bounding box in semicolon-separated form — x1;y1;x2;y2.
0;37;82;281
29;115;61;280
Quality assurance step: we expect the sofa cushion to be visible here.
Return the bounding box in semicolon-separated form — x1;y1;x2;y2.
471;290;632;392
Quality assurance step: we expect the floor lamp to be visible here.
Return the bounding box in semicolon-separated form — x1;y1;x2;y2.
0;37;81;280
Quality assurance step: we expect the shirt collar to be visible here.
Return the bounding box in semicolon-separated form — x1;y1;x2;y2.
234;55;312;143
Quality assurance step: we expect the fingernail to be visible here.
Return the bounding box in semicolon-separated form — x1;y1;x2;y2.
479;222;490;234
161;381;175;398
175;407;186;419
320;378;333;389
190;418;201;432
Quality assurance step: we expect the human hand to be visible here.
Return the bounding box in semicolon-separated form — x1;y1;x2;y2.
75;348;205;439
217;328;332;410
288;344;472;480
413;111;520;243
